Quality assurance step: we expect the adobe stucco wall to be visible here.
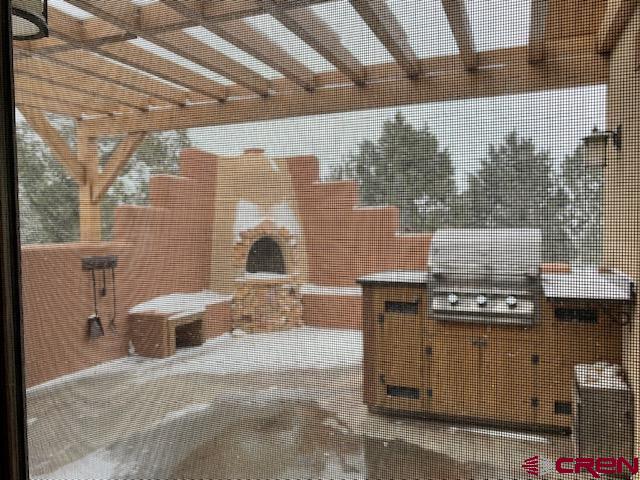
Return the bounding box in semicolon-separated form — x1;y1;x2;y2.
22;147;434;387
287;155;432;285
21;243;133;387
113;149;217;297
208;149;310;293
115;148;432;293
604;6;640;459
21;146;586;390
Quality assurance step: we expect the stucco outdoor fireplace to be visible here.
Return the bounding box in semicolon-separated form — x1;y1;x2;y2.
231;220;303;332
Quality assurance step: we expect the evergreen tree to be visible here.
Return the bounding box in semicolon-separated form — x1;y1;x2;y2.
16;115;190;243
561;146;603;264
331;112;457;231
458;131;571;261
17;119;79;243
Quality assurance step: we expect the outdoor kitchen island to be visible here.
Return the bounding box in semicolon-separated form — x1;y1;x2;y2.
358;229;635;431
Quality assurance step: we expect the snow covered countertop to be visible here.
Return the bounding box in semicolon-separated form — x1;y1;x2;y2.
300;284;362;296
542;269;635;301
575;362;628;390
358;270;429;285
128;290;233;320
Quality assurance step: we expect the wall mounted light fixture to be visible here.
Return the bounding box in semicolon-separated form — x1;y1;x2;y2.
12;0;48;40
581;125;622;168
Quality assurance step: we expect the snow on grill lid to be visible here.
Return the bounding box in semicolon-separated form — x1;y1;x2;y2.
428;228;541;276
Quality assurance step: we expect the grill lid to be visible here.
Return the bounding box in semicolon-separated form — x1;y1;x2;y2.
428;228;541;277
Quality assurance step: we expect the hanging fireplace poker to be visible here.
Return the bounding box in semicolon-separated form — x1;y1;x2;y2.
82;255;118;338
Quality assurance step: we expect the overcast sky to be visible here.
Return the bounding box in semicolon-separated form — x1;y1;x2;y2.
39;0;607;188
188;85;606;188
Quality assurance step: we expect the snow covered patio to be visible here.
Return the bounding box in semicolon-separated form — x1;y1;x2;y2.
26;327;573;479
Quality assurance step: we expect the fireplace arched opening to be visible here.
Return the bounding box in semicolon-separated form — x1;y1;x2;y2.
246;236;286;274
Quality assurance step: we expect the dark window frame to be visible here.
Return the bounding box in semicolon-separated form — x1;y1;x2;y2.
0;2;29;479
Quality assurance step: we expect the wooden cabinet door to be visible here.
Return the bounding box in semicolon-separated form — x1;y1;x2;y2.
429;328;483;419
482;335;536;425
374;287;424;412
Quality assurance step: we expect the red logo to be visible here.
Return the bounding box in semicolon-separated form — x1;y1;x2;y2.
523;455;639;478
521;456;554;477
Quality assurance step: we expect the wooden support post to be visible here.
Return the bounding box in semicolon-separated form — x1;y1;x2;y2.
77;132;101;242
78;184;102;242
92;133;145;202
528;0;549;63
19;113;145;242
19;107;84;180
598;0;639;54
76;129;145;240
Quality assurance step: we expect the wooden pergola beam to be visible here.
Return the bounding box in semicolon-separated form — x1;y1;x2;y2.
598;0;639;53
17;0;336;55
78;38;608;137
18;107;84;181
349;0;421;79
14;57;157;111
15;75;136;115
16;95;96;119
441;0;479;70
154;30;273;96
48;51;189;107
30;5;226;102
261;1;368;86
64;0;272;97
97;42;228;102
160;0;317;91
92;133;146;202
529;0;549;63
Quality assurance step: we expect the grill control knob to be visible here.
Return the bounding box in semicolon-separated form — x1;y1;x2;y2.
476;295;488;307
447;293;459;306
506;295;518;309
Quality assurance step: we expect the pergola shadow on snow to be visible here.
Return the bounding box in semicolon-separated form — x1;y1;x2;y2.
11;0;629;241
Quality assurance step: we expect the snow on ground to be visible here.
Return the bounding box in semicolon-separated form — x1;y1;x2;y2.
448;426;549;444
139;327;362;381
28;328;362;394
31;448;126;480
161;403;211;423
128;290;232;320
32;403;213;480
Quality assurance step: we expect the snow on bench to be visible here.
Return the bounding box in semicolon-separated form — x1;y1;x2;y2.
129;290;232;321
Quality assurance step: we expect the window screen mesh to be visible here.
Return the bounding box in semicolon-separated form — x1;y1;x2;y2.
12;0;639;479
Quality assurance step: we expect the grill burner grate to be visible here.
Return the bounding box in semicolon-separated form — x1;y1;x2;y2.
427;229;542;325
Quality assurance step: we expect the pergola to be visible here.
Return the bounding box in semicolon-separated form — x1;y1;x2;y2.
11;0;630;241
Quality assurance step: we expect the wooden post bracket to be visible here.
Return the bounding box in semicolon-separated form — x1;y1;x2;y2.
19;107;145;241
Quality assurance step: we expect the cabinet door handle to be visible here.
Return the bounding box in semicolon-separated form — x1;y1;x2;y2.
472;338;488;348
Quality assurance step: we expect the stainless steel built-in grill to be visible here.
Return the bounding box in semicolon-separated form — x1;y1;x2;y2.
427;228;542;325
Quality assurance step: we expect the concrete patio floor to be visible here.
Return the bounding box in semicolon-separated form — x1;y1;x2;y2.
26;327;574;479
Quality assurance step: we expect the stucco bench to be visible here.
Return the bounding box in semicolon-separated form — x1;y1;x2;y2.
128;291;231;358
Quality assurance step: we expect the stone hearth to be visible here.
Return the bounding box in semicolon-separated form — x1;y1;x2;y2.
231;220;303;332
231;273;303;333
